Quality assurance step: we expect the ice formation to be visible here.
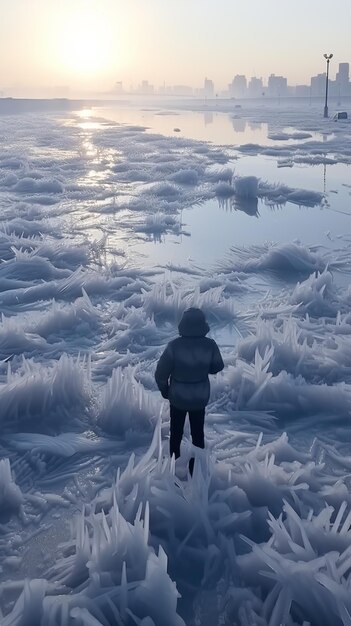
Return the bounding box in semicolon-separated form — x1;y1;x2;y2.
1;101;351;625
0;458;24;520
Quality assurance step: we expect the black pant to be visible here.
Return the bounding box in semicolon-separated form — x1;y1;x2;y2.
169;404;205;475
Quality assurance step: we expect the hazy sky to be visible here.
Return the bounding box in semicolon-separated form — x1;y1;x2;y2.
1;0;350;95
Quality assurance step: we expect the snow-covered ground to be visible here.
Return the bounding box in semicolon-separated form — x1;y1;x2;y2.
1;99;351;625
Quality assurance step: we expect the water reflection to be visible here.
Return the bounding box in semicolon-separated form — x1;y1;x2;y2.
226;117;264;135
248;121;262;131
218;195;259;216
143;233;166;244
235;196;259;216
94;106;274;145
92;105;328;148
203;111;213;126
231;117;246;133
76;107;103;131
65;105;351;281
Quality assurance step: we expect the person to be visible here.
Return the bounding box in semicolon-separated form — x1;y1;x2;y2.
155;307;224;475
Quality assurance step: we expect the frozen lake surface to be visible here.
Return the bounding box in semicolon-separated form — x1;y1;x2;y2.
1;99;351;625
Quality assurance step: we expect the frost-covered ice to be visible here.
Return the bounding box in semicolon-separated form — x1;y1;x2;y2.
1;101;351;625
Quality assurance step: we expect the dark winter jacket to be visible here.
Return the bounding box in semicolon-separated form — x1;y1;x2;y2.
155;308;224;410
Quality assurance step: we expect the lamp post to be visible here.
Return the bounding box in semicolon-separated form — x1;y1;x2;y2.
323;53;333;118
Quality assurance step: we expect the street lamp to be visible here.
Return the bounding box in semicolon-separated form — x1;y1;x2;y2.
323;53;333;118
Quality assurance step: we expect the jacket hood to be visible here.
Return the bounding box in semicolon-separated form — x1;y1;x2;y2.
178;308;210;337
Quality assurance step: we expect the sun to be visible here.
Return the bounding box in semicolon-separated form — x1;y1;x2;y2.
55;4;115;78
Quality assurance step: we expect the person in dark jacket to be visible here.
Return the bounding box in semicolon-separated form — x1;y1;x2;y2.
155;307;224;475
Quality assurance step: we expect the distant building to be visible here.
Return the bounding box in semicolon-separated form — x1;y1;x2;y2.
203;77;214;97
310;73;326;97
138;80;154;95
295;85;310;97
172;85;193;96
114;81;124;94
248;76;263;98
229;75;247;98
336;62;349;85
336;62;350;96
268;74;287;97
159;84;193;96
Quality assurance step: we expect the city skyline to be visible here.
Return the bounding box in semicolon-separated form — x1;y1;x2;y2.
113;61;350;98
2;60;351;101
0;0;350;97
